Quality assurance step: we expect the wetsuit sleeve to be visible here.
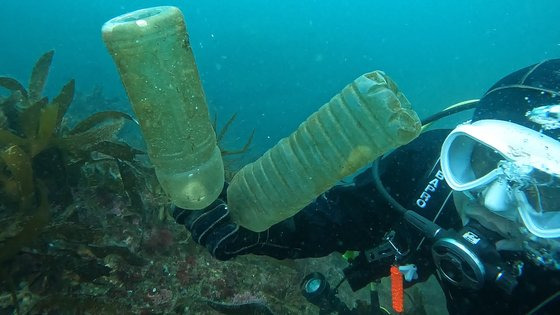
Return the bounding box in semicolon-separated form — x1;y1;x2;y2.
248;129;451;259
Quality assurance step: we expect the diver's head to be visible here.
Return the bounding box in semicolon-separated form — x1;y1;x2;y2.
441;59;560;270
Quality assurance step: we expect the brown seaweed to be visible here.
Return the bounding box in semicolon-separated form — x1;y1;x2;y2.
0;51;157;314
212;112;256;181
214;112;255;157
28;50;54;102
0;183;49;264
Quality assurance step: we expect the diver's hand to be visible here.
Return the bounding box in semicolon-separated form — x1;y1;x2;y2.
173;200;263;261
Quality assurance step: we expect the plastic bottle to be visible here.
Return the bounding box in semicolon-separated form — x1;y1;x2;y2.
227;71;421;231
102;6;224;209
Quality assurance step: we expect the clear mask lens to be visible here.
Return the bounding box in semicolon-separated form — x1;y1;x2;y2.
511;167;560;238
481;179;516;220
518;168;560;214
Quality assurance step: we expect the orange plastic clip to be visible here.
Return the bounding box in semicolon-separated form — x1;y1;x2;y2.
390;265;404;313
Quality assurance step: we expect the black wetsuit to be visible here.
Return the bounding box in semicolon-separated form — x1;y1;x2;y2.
248;129;560;315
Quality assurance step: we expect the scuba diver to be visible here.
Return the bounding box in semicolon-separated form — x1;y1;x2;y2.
173;59;560;314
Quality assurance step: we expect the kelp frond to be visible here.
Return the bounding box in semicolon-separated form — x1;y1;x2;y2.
221;129;255;156
216;112;237;143
212;112;256;181
0;145;34;211
28;50;54;103
213;112;255;157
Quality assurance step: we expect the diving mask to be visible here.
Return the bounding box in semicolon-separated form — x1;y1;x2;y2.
440;119;560;239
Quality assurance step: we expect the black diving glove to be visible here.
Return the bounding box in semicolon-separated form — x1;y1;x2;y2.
173;197;305;261
173;199;268;261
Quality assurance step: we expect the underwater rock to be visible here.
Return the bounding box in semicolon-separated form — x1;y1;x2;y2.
206;299;274;315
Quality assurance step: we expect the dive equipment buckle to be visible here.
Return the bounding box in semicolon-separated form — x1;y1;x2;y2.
364;231;409;263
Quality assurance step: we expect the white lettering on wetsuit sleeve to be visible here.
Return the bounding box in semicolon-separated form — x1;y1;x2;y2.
416;170;445;209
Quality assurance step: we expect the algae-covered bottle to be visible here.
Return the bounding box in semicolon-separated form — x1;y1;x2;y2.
102;6;224;209
227;71;421;232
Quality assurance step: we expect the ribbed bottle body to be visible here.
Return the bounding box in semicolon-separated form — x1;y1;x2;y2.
102;6;223;209
227;71;421;231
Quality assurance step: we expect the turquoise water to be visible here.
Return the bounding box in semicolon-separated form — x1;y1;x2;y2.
1;0;559;158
